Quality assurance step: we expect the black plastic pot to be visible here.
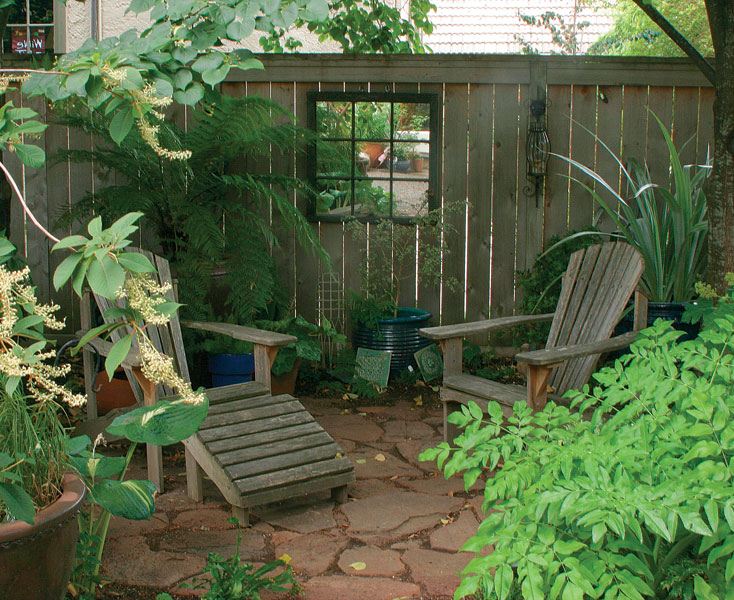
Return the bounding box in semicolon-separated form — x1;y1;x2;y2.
352;308;432;373
617;301;700;341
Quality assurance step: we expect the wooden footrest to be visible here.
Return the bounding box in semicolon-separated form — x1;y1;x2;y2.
184;391;354;512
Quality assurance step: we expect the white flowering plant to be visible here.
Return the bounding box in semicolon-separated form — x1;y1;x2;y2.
0;211;210;597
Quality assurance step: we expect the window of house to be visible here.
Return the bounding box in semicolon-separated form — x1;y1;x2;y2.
307;92;439;221
3;0;54;54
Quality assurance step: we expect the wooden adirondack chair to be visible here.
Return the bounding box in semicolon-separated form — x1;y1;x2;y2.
79;250;354;523
420;242;648;442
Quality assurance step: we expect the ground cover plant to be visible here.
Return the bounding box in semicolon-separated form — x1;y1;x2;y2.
422;282;734;599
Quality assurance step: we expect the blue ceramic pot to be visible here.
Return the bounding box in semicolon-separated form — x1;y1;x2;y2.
207;353;255;387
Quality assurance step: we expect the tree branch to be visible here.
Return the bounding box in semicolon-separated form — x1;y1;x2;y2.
630;0;716;84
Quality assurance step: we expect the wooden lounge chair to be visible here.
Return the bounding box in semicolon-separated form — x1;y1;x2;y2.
80;250;354;523
419;242;647;442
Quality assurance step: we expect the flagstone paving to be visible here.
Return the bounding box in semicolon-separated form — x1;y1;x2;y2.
101;398;491;599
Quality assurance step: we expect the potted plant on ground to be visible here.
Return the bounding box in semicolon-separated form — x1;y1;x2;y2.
554;113;709;336
256;314;346;395
0;240;87;600
347;200;460;374
356;102;391;167
0;214;209;600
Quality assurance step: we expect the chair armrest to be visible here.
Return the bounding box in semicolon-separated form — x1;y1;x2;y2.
74;330;143;368
419;313;554;341
180;321;297;347
515;331;638;367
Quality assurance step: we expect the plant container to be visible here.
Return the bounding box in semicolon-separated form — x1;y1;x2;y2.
410;156;425;172
362;142;386;168
94;368;137;415
617;301;700;341
208;352;255;387
352;308;432;373
0;472;86;600
271;358;302;396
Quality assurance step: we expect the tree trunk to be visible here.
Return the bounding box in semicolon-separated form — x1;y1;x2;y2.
706;2;734;289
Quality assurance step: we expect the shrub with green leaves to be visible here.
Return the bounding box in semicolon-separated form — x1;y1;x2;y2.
421;288;734;599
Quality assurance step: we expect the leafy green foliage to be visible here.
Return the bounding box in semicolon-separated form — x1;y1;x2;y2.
514;231;601;347
421;289;734;599
11;0;433;166
256;314;346;375
0;102;47;168
590;0;713;57
182;518;301;599
462;343;519;384
55;94;323;338
516;9;592;55
350;376;383;398
347;201;460;322
554;113;709;302
262;0;435;54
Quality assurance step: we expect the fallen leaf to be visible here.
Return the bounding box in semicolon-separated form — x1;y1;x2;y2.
414;380;426;387
335;452;342;458
355;459;367;464
547;385;555;393
413;395;423;406
431;385;440;392
374;453;386;462
440;518;450;525
358;412;367;416
389;475;399;480
349;561;367;571
341;409;351;414
278;553;292;565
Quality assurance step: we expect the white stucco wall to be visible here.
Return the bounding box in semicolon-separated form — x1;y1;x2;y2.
60;0;339;53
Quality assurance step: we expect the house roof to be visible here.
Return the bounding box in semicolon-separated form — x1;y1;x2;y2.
422;0;614;54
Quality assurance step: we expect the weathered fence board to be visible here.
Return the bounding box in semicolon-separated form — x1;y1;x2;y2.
6;55;714;337
465;83;492;325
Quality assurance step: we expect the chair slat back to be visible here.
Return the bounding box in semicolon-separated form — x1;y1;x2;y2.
92;249;190;399
546;242;643;396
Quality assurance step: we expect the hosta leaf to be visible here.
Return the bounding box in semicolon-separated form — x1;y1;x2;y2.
91;479;156;520
106;395;208;445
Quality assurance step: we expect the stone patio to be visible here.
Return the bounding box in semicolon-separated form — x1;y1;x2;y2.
102;397;491;599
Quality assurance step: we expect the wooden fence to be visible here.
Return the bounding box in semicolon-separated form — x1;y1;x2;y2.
5;55;714;334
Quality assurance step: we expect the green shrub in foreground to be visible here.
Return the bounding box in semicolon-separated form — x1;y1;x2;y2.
422;290;734;599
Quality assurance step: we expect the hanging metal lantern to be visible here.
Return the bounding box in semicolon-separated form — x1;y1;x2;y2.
526;99;551;206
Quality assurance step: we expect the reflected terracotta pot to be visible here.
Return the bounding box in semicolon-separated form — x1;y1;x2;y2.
0;473;86;600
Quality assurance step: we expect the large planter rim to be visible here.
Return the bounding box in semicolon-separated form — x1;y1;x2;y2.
372;307;432;326
645;301;694;310
0;472;85;547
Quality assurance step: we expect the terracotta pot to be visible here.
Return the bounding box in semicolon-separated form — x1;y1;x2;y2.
271;358;302;396
410;156;425;172
0;472;86;600
362;142;386;168
94;369;137;415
